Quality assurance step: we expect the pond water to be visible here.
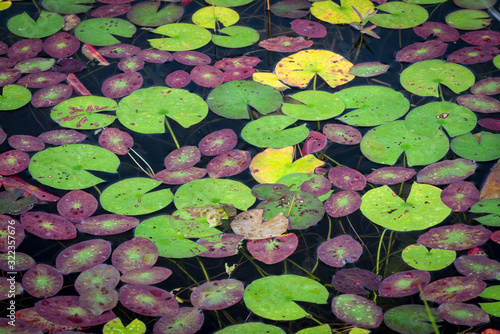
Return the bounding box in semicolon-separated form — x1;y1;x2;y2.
0;0;500;333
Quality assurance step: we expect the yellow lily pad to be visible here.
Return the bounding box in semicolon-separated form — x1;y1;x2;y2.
253;72;290;91
0;1;11;11
192;6;239;30
103;318;146;334
311;0;374;24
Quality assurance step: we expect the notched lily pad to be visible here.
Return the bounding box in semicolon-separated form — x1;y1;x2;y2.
247;233;298;264
271;0;311;19
190;279;244;310
75;18;136;46
8;10;64;38
55;238;111;274
413;21;459;42
241;115;309;148
417;223;492;251
127;2;183;27
119;284;179;317
451;132;500;161
331;294;383;328
331;268;381;294
0;84;32;111
379;270;430;298
317;235;363;267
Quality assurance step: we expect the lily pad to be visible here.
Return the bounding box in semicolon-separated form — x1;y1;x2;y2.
190;65;224;88
416;159;476;185
471;198;500;226
479;285;500;317
311;0;374;24
14;57;55;74
17;72;67;89
445;9;491;30
81;286;118;315
52;58;86;73
328;166;366;191
170;206;222;238
190;279;244;310
365;167;416;185
149;23;211;51
230;209;288;240
438;302;489;326
223;67;255;81
22;264;63;298
173;51;211;66
478;117;500;131
192;6;239;30
413;21;460;42
322;123;362;145
98;127;134;155
56;238;111;274
7;38;43;61
77;213;140;235
402;244;456;271
42;0;95;14
111;236;158;274
137;49;173;63
324;190;362;218
215;323;285;334
317;235;363;267
471;77;500;95
212;26;260;48
103;318;146;334
57;189;97;223
417;223;492;251
31;84;73;108
198;129;237;156
74;264;120;294
0;84;32;111
127;2;183;27
118;56;144;72
75;18;136;46
241;115;309;148
0;150;30;175
461;30;500;47
369;1;428;29
441;181;479;212
119;284;179;317
348;62;389;77
0;189;37;215
454;255;500;280
91;4;131;18
121;266;172;285
379;270;430;298
331;268;381;294
0;251;35;271
101;72;143;99
396;40;447;63
0;69;22;87
8;10;64;38
207;149;251;178
247;233;298;264
166;70;191;88
448;46;499;64
420;276;486;303
198;233;244;258
43;31;80;58
300;174;330;197
457;94;500;113
331;294;383;328
291;19;326;38
20;211;77;240
384;304;443;334
451;132;500;161
282;90;344;121
153;307;204;334
301;131;327;156
98;43;140;58
259;36;313;53
271;0;311;19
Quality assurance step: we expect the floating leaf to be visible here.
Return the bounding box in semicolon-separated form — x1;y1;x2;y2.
324;190;362;218
165;70;191;88
207;149;251;178
322;123;362;145
91;4;131;18
247;233;298;264
8;11;64;38
190;65;224;88
127;2;183;27
252;72;290;91
416;159;476;185
331;294;383;328
170;207;222;238
438;303;489;326
479;286;500;317
31;84;73;108
369;1;428;29
21;211;77;240
0;150;29;175
153;307;204;334
22;264;63;298
211;26;260;48
448;46;500;64
15;57;55;74
270;0;311;19
291;19;326;38
420;276;486;303
75;18;136;46
331;268;381;294
451;132;500;161
418;223;492;251
103;318;146;334
441;181;479;212
402;244;456;271
259;36;313;52
413;21;459;42
445;9;491;30
0;84;32;111
56;239;111;274
454;255;500;280
190;279;244;310
366;167;416;185
282;90;344;121
215;323;285;334
119;284;179;317
150;23;211;51
192;6;239;30
379;270;430;298
42;0;95;14
121;266;172;285
396;40;447;63
43;32;80;58
111;236;157;274
77;214;139;235
311;0;374;25
230;209;288;240
348;62;389;77
57;190;97;223
384;304;443;334
241;115;309;148
197;233;244;258
74;264;120;294
457;94;500;113
317;235;362;268
0;69;22;87
328;166;366;191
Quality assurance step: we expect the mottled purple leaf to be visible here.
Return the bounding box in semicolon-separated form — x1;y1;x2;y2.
471;77;500;95
0;252;35;271
15;307;72;334
0;215;24;252
101;71;143;99
259;36;313;52
0;318;42;334
137;49;173;63
302;131;327;156
0;69;22;87
112;236;158;274
22;264;63;298
91;4;131;18
197;233;245;258
223;67;255;82
38;129;86;145
52;58;85;73
0;150;30;175
0;41;7;55
413;22;459;42
440;181;479;212
251;183;291;201
332;268;381;294
324;190;362;217
247;233;298;264
153;307;204;334
20;211;76;240
98;127;134;155
317;235;363;268
438;302;489;326
207;149;251;179
7;38;43;61
190;279;244;310
366;167;416;185
457;94;500;113
57;189;98;223
43;32;80;58
214;56;260;70
198;129;238;156
454;255;500;280
328;166;366;191
31;84;73;108
166;69;191;88
300;175;331;197
322;123;362;145
98;43;141;58
121;266;172;285
74;264;120;295
379;270;430;298
416;159;476;185
396;40;447;63
190;65;224;88
418;223;492;251
270;0;311;19
118;56;144;72
331;294;383;328
420;276;486;303
173;51;211;66
17;72;67;89
56;239;112;274
164;146;201;171
119;284;179;316
154;167;206;185
0;57;16;70
79;287;119;316
447;46;500;64
460;30;500;46
478;117;500;130
291;19;326;38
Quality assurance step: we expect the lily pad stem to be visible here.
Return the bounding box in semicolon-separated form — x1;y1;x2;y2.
313;73;317;91
93;185;101;196
322;153;342;166
169;259;200;286
375;228;387;275
240;248;269;277
32;0;41;12
419;285;441;334
286;259;319;281
197;256;210;282
439;84;444;102
128;148;155;178
383;230;394;276
164;117;180;149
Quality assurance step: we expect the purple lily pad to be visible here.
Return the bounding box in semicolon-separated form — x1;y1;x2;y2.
91;4;131;17
416;159;476;185
74;264;120;295
324;190;362;218
317;235;363;268
259;36;313;52
38;129;86;145
190;65;224;88
190;279;244;311
413;22;460;42
16;307;77;334
98;43;141;58
154;167;206;185
57;190;98;223
35;296;116;327
7;135;45;152
79;287;119;316
0;57;16;70
14;58;54;74
0;150;30;175
0;41;7;55
77;213;140;235
0;69;22;87
332;268;381;294
101;71;143;99
164;146;201;171
52;58;85;73
17;72;67;88
207;149;251;179
478;117;500;130
0;188;37;215
366;167;416;185
166;69;191;88
173;51;211;66
43;32;80;58
396;40;447;63
223;67;255;82
322;123;362;145
291;19;326;38
331;294;383;328
137;49;173;63
420;276;486;303
56;239;112;274
98;127;134;155
438;302;489;326
1;276;23;300
302;131;327;155
471;77;500;95
461;30;500;46
440;181;479;212
328;166;366;191
448;46;500;64
300;175;331;197
270;0;311;19
0;318;42;334
214;56;260;70
31;84;73;108
198;129;238;156
153;307;204;334
454;255;500;280
0;252;35;271
121;266;172;285
348;62;389;77
20;211;76;240
7;38;43;61
118;56;144;72
197;233;245;258
0;127;5;145
418;223;492;251
0;215;24;252
119;284;179;317
247;233;298;264
22;264;63;298
456;94;500;113
379;270;431;298
111;236;158;274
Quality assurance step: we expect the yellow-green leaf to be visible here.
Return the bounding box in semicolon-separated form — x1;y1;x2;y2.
103;318;146;334
253;72;290;91
311;0;374;24
192;6;239;29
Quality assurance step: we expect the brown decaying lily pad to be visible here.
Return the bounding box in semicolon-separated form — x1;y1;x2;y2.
207;149;251;179
190;279;244;311
460;30;500;46
291;19;326;38
98;127;134;155
0;215;24;252
420;276;486;303
471;77;500;95
456;94;500;113
300;175;331;197
302;131;327;156
31;84;73;108
331;268;381;294
0;188;37;215
3;176;59;202
164;146;201;171
0;251;35;271
230;209;289;240
324;190;362;218
0;57;16;70
91;3;131;18
111;236;158;274
173;51;211;66
417;223;492;251
57;190;98;223
17;72;67;88
247;233;298;264
198;129;238;156
153;307;204;334
447;46;500;64
366;167;416;185
322;123;362;145
440;181;479;212
118;56;144;72
98;43;141;58
479;159;500;201
137;49;173;63
379;270;431;298
317;235;363;267
121;266;172;285
395;40;447;63
20;211;77;240
43;32;80;58
52;58;86;73
0;149;30;175
331;294;383;328
215;56;261;70
454;255;500;280
101;71;143;99
22;264;63;298
56;239;112;274
259;36;313;52
413;21;460;42
38;129;86;145
165;69;191;88
190;65;224;88
223;67;255;82
438;302;489;326
119;284;179;317
0;69;22;87
7;38;43;61
416;159;476;185
270;0;311;19
77;213;140;236
154;167;207;185
328;166;366;191
478;117;500;130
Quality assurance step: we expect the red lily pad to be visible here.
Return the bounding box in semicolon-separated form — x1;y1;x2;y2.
478;117;500;130
300;175;331;197
197;233;245;258
43;32;80;58
17;72;67;88
270;0;311;19
1;276;22;300
454;255;500;280
420;276;486;303
223;67;255;82
207;149;251;179
190;65;224;88
0;150;30;175
247;233;298;264
259;36;313;52
22;264;63;298
291;19;326;38
173;51;211;66
440;181;479;212
2;176;60;202
418;223;492;251
438;302;489;326
322;123;362;145
302;131;327;156
119;284;179;316
448;46;500;64
348;62;389;77
31;84;73;108
190;279;244;310
91;4;131;18
101;71;143;99
154;167;206;185
457;94;500;113
15;307;73;334
379;270;431;298
317;235;363;268
0;251;35;271
0;57;16;70
366;167;416;185
0;215;24;252
20;211;76;240
7;38;43;61
416;159;476;185
118;56;144;72
471;77;500;95
77;213;139;235
331;294;383;328
79;287;119;316
214;56;260;70
137;49;173;63
112;236;158;274
153;307;204;334
38;129;86;145
165;69;191;88
57;190;98;223
413;21;460;42
56;239;112;274
74;264;120;295
331;268;381;294
98;43;141;58
0;69;22;87
461;30;500;46
198;129;238;156
164;146;201;171
328;166;366;191
0;319;42;334
98;127;134;155
121;266;172;285
52;58;85;73
396;40;447;63
324;190;362;218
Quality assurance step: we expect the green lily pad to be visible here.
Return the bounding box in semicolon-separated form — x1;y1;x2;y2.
369;2;428;29
360;120;449;166
192;6;239;29
42;0;95;14
75;18;136;46
400;60;475;97
282;91;344;121
277;173;332;202
205;0;254;6
29;144;120;190
149;23;212;51
494;54;500;69
8;10;64;38
470;198;500;226
170;207;222;238
384;304;443;334
215;323;285;334
127;2;183;27
405;101;476;138
212;26;259;48
103;318;146;334
310;0;374;25
479;285;500;317
402;244;456;271
51;96;117;130
335;86;410;126
348;62;389;77
100;178;173;215
174;178;255;211
331;294;383;328
295;325;331;334
360;183;451;232
15;58;55;74
241;115;309;148
445;9;491;30
117;86;208;134
0;84;31;111
243;275;329;321
451;132;500;161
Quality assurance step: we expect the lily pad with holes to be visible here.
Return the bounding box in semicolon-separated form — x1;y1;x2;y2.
445;9;491;30
420;276;486;303
207;150;251;178
192;6;239;30
101;72;143;99
331;268;381;294
111;237;158;274
379;270;430;298
416;159;476;185
328;166;366;191
74;264;120;294
127;2;183;27
461;30;500;46
454;255;500;280
457;94;500;113
384;304;443;334
438;303;489;326
190;279;244;310
322;123;362;145
324;190;362;218
57;190;97;223
50;96;117;129
417;223;492;251
0;84;32;111
317;235;363;268
241;115;309;148
365;167;416;185
20;211;77;240
150;23;211;51
230;209;288;240
247;233;298;264
8;11;64;38
119;284;179;317
198;233;244;258
331;294;383;328
451;132;500;161
348;62;389;77
396;40;447;63
75;18;136;46
369;1;428;29
282;90;344;121
441;181;479;212
310;0;374;25
211;26;260;48
402;244;456;271
22;264;63;298
56;238;111;274
77;214;140;235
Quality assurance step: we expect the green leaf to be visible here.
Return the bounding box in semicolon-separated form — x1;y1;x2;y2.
42;0;95;14
369;2;428;29
171;207;223;238
0;85;31;111
451;132;500;161
192;6;239;29
494;55;500;69
204;0;254;6
311;0;374;24
295;325;332;334
402;244;456;271
445;9;491;30
470;198;500;227
400;60;475;97
51;96;117;130
241;115;309;148
360;183;451;232
215;323;285;334
75;18;136;46
360;120;449;166
212;26;259;48
7;10;64;38
282;91;344;121
117;86;208;134
103;318;146;334
384;305;443;334
243;275;329;321
127;2;183;27
277;173;332;202
479;285;500;317
149;23;211;51
29;144;120;190
100;178;173;215
14;58;55;73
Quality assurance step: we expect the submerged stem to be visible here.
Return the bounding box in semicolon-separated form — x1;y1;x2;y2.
197;257;210;282
164;117;180;149
286;259;319;281
376;229;387;276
